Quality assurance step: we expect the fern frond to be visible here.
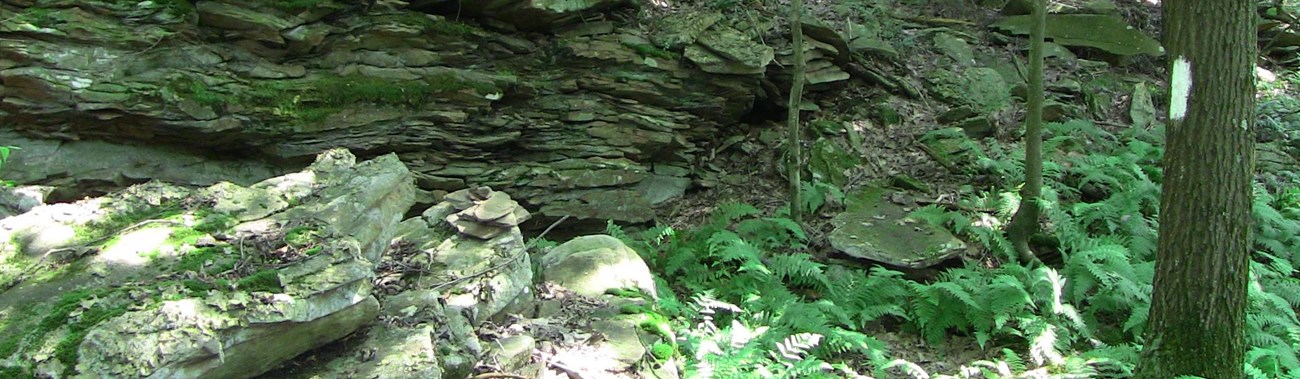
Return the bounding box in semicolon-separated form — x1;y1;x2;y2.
1028;323;1064;366
774;333;822;362
769;253;831;291
712;202;761;225
1001;348;1028;372
880;359;931;379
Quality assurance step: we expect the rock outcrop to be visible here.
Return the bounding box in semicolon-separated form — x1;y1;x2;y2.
0;0;774;224
0;149;417;378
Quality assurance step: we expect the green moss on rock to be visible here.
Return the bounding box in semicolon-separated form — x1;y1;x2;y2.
428;20;483;36
157;0;194;15
167;78;229;108
244;73;499;124
17;8;58;27
54;302;128;377
650;342;675;360
177;246;235;274
0;306;31;359
236;269;283;293
74;202;184;245
194;213;237;234
625;43;677;60
15;288;128;377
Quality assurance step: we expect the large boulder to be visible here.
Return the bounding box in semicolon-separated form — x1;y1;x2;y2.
539;235;657;298
0;2;762;224
0;149;417;378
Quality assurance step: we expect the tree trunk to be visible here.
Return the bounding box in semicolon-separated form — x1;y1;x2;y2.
1135;0;1256;375
787;0;805;224
1007;0;1045;265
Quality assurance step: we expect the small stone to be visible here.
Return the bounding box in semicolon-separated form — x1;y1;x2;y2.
474;192;516;221
958;116;995;138
1043;101;1069;122
468;186;493;201
510;207;531;225
938;106;977;124
484;206;532;227
487;211;519;227
588;320;646;369
486;335;536;372
194;235;219;247
446;213;505;240
443;189;475;210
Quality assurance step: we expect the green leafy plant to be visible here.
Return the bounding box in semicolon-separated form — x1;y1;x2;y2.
920;119;1300;376
0;146;16;187
610;113;1300;377
610;201;1099;376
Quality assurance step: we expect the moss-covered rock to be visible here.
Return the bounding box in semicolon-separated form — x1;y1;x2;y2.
0;0;760;230
685;26;775;75
829;187;967;268
540;235;657;298
992;14;1163;57
927;67;1012;113
0;149;417;378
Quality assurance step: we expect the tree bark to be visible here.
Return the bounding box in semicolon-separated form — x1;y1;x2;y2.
1135;0;1256;375
1007;0;1045;265
787;0;805;224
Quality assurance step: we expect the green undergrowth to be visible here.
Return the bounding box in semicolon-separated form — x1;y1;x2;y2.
0;145;13;187
612;118;1300;377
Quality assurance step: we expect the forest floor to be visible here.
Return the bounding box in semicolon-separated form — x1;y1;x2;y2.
646;0;1173;372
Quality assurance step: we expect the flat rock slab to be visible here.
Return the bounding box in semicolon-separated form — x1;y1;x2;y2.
829;187;965;268
991;14;1163;57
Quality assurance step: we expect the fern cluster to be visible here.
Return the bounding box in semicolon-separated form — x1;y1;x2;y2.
608;206;884;378
610;202;1109;377
920;119;1300;377
611;118;1300;377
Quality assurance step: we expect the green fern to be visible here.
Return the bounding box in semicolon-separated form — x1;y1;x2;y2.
711;202;762;225
735;217;806;250
768;253;831;292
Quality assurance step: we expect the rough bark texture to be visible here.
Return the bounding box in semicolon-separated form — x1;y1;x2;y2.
1136;0;1256;375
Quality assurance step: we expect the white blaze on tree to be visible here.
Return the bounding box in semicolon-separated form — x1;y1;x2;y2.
1170;56;1193;121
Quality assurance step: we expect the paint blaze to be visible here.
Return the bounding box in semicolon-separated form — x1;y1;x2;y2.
1170;56;1192;121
